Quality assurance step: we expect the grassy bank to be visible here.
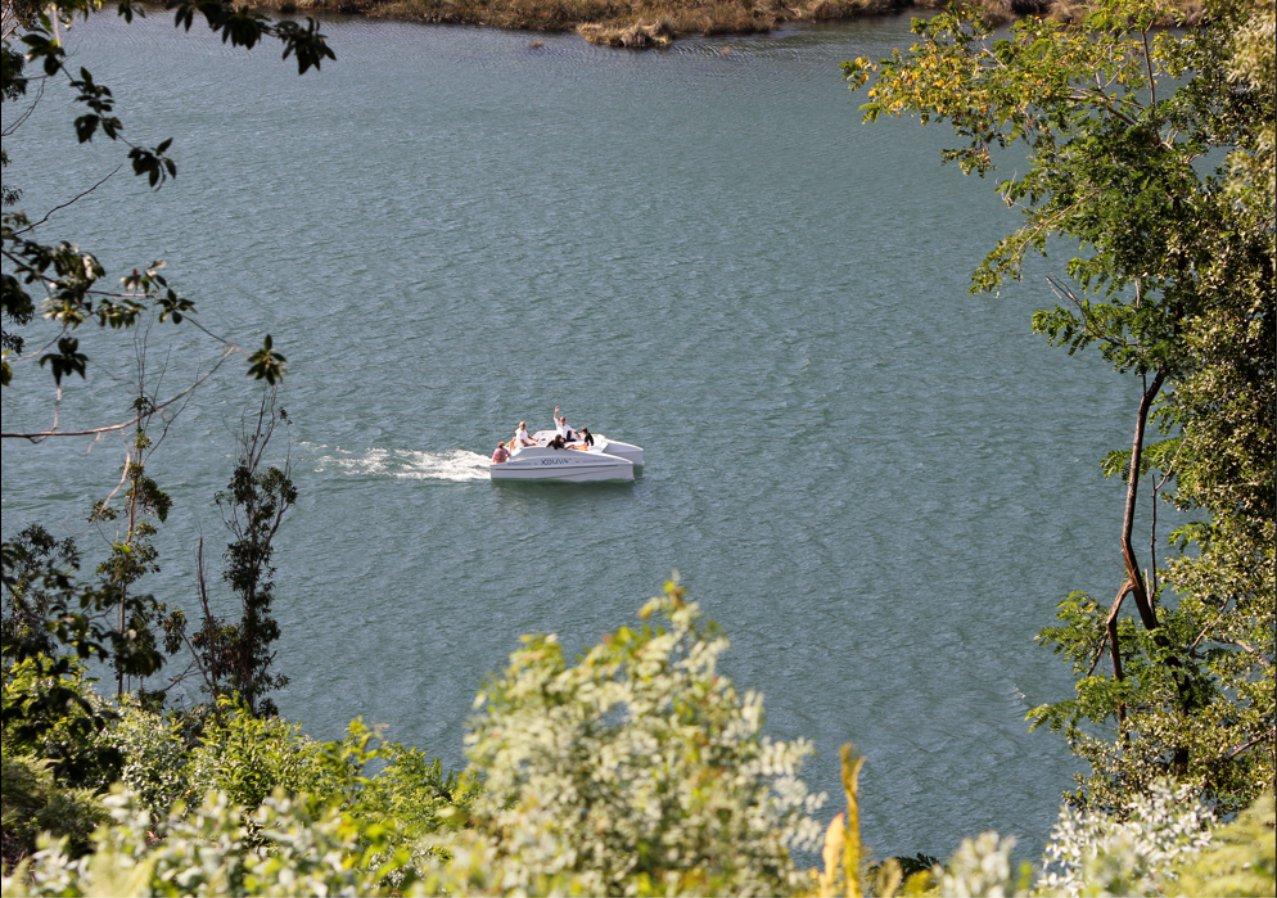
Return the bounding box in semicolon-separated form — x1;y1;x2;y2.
269;0;1204;48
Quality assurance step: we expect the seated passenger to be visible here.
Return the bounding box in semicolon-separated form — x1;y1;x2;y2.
548;434;567;450
514;421;536;447
553;406;576;442
578;426;595;447
491;444;510;464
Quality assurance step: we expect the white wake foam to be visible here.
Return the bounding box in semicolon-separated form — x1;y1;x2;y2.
308;445;489;482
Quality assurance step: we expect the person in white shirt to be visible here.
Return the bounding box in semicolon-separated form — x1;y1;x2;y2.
553;406;576;441
514;421;536;447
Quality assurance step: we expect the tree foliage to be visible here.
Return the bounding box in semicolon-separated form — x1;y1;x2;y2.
0;755;103;870
1;0;325;875
435;579;826;896
189;395;296;716
4;584;1272;897
848;0;1275;813
1;0;329;399
6;583;831;895
4;786;410;897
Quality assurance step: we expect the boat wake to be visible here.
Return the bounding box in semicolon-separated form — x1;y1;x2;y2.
307;445;489;483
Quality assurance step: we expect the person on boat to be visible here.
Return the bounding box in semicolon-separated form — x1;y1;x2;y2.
514;421;536;447
491;444;510;464
577;427;594;448
553;406;577;442
547;434;567;450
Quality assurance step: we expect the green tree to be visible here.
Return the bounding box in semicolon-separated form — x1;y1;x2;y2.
1;0;332;843
88;399;186;701
847;0;1274;812
189;392;296;716
0;655;119;790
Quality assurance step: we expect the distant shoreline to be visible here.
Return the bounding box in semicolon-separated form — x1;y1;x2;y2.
259;0;1200;49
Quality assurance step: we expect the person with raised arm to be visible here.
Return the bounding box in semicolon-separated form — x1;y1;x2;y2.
553;406;577;442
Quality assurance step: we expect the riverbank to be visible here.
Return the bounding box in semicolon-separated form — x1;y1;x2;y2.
268;0;1203;48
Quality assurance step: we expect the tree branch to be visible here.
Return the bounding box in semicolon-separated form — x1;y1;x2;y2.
1088;579;1133;677
1226;728;1276;761
9;165;122;236
1;346;234;441
1122;367;1167;631
1045;274;1136;354
1;76;45;136
1141;27;1157;108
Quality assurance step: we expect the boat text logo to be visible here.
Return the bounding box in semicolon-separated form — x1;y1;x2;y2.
540;458;571;466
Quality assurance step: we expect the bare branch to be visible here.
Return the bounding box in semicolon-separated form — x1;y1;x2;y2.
1226;728;1276;761
1088;579;1133;677
1122;367;1167;631
1;346;235;441
1;76;45;136
10;165;123;236
1141;27;1157;108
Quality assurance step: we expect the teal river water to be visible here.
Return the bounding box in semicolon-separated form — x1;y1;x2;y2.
2;12;1145;861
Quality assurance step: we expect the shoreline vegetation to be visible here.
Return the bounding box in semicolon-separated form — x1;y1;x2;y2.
264;0;1205;48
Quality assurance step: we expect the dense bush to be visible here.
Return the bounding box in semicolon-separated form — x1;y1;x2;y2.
1172;793;1276;898
0;656;120;791
0;756;103;871
432;579;826;896
3;585;1276;897
1037;780;1214;897
4;787;408;897
100;700;190;820
98;698;470;883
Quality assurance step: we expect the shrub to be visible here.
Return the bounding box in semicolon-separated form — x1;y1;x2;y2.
99;700;190;820
939;832;1027;898
434;579;825;895
1172;793;1276;898
1037;780;1215;898
184;703;327;812
2;786;412;897
106;698;467;884
0;756;103;872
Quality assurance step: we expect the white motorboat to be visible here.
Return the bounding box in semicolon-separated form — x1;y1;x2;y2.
490;444;634;483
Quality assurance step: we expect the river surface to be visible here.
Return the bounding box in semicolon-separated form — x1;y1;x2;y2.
2;12;1144;862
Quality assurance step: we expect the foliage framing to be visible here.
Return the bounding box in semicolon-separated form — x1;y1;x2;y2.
847;0;1275;812
189;394;297;716
1;0;332;406
439;579;827;896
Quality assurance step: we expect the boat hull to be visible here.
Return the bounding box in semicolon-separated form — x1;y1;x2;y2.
523;430;644;469
490;447;634;483
595;436;643;467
